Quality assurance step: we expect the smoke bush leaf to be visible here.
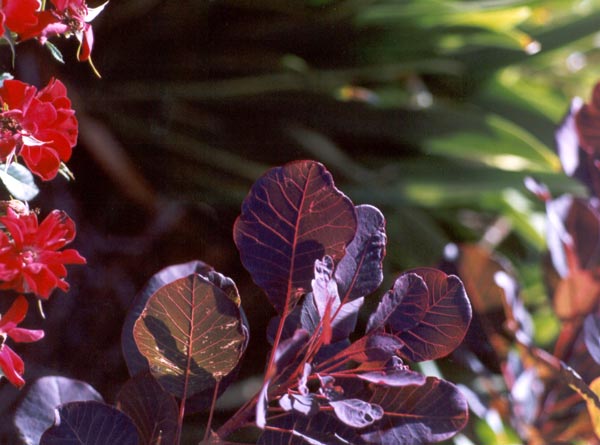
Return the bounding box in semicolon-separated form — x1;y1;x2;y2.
116;372;178;445
329;399;384;428
279;394;319;416
366;272;428;334
370;268;471;362
335;205;386;303
133;274;248;400
357;368;426;387
40;401;139;445
234;160;356;314
359;377;469;445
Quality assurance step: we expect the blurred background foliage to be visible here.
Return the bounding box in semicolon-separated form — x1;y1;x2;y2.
3;0;600;443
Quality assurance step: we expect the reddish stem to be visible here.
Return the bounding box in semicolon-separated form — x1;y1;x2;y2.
174;393;185;445
203;380;221;442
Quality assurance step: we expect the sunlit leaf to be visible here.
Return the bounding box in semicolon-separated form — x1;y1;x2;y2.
234;160;356;314
356;367;426;387
40;401;139;445
329;399;383;428
334;205;386;303
0;163;39;201
123;260;215;376
133;274;247;399
553;269;600;321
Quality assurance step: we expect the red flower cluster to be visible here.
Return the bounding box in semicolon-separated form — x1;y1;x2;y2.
0;0;106;66
0;78;78;180
0;0;39;35
0;295;44;388
0;207;85;299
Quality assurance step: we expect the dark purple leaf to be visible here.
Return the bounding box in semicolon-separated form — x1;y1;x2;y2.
234;160;357;314
274;329;310;374
380;268;471;362
14;377;103;445
133;274;248;400
122;261;215;377
575;82;600;155
335;205;386;303
116;372;178;445
318;334;403;371
40;401;139;445
358;377;469;444
258;412;363;445
329;399;384;428
259;376;467;445
267;307;302;345
584;313;600;365
366;272;428;333
546;195;600;276
553;96;600;199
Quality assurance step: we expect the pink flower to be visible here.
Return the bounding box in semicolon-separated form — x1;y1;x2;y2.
0;208;86;299
0;295;44;388
0;78;78;180
19;0;107;69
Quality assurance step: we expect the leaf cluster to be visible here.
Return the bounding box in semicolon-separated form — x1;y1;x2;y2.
11;160;473;444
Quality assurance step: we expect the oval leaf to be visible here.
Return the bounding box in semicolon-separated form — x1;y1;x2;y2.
234;160;357;314
14;376;103;445
335;204;386;303
133;274;247;400
386;268;471;362
359;377;468;444
116;372;178;445
0;163;39;201
40;401;139;445
366;272;428;334
123;260;214;377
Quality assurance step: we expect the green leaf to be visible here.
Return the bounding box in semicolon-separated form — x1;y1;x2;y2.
0;163;39;201
133;274;248;400
45;41;65;64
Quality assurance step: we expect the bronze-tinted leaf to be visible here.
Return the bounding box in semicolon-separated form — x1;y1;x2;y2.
133;274;247;400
